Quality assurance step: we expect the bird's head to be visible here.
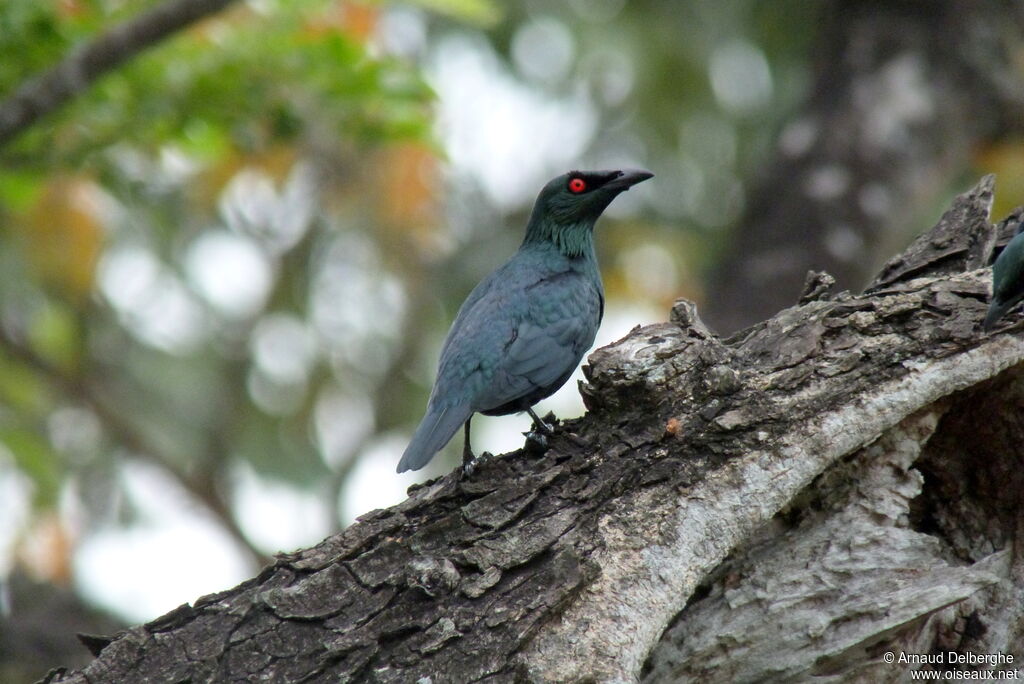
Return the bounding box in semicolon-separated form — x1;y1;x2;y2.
537;169;653;223
525;169;653;255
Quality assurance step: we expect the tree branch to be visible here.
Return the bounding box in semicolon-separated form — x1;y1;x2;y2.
0;329;269;566
0;0;239;148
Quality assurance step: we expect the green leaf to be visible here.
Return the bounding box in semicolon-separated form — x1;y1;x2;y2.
0;426;62;507
2;1;440;168
0;352;50;414
0;169;45;211
404;0;501;25
27;300;81;372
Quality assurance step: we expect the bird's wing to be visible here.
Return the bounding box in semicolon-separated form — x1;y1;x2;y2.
474;270;602;410
505;318;588;387
428;257;601;418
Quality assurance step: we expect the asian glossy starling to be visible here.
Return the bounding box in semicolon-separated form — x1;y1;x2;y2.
397;168;653;472
985;220;1024;331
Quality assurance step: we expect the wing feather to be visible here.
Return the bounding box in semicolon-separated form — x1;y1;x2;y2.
401;248;603;470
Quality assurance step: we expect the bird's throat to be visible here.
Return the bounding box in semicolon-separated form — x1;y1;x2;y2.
523;218;596;258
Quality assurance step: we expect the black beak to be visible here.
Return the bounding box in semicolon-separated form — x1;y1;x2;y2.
604;169;654;191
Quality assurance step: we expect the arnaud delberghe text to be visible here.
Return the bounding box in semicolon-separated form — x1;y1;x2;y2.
899;653;1015;667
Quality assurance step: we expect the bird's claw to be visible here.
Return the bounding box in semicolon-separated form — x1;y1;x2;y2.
523;409;557;454
523;429;549;455
527;409;557;435
533;419;554;436
461;450;492;477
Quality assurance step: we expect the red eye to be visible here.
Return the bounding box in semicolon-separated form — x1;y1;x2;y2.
568;177;587;193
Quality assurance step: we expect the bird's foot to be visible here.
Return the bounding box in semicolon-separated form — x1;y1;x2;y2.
461;450;492;477
527;409;557;436
523;429;548;455
523;409;558;455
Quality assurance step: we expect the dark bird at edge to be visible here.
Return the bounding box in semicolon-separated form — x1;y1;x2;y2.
985;219;1024;331
397;168;653;473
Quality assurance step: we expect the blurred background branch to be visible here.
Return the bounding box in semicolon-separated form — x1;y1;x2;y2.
0;0;240;147
704;0;1024;333
0;323;267;565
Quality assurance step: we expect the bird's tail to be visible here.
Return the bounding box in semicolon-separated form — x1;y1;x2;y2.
397;403;471;473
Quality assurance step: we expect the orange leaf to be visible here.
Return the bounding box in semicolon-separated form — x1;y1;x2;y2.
23;176;105;302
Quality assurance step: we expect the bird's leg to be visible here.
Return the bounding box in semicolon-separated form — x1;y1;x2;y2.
526;407;555;435
461;417;476;472
523;407;556;455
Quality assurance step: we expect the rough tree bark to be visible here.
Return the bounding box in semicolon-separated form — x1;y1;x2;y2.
45;177;1024;682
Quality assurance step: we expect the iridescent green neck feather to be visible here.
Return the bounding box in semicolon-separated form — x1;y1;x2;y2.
522;216;595;258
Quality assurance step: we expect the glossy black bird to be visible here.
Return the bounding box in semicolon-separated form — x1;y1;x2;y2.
397;168;653;472
985;220;1024;331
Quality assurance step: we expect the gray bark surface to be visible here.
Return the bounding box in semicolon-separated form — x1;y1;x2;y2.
46;178;1024;682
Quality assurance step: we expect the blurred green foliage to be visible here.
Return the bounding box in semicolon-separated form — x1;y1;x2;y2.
1;0;438;169
0;0;828;593
0;0;482;581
